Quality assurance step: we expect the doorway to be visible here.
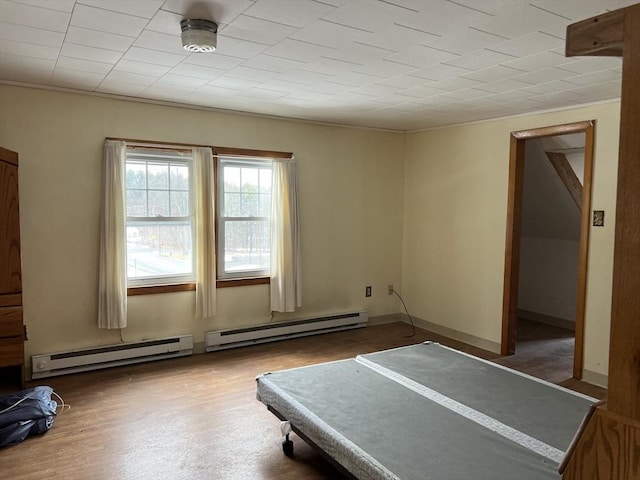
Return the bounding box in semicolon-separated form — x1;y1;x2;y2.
501;121;595;380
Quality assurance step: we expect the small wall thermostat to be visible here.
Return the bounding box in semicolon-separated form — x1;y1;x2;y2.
593;210;605;226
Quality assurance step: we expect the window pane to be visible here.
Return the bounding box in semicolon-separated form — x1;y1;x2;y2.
126;163;146;188
127;223;193;279
241;167;259;189
170;164;189;190
259;192;270;217
126;150;194;285
259;169;271;193
170;191;189;216
148;190;169;216
224;166;241;191
127;190;147;216
223;220;270;274
224;192;242;217
241;192;259;217
147;162;169;189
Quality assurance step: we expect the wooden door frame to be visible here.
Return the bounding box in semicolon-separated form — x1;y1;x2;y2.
501;120;595;379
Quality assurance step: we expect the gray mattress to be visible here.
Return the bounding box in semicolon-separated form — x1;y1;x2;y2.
256;342;595;480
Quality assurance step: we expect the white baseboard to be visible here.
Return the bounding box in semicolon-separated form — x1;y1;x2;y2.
406;314;501;354
582;369;608;388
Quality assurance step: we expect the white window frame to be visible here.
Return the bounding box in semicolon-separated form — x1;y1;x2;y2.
217;156;272;280
125;148;196;287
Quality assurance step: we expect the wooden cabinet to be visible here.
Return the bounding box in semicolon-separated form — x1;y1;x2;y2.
0;146;24;385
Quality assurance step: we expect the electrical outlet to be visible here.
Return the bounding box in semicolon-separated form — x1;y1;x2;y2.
388;285;394;295
365;286;372;297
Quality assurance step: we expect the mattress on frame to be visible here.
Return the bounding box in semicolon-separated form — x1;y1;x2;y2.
256;342;596;480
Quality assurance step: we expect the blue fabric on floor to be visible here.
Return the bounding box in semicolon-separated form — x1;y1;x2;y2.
0;386;57;447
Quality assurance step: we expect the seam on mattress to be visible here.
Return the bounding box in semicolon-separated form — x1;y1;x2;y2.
257;376;401;480
355;355;565;464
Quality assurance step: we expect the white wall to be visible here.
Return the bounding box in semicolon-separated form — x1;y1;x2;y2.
403;102;620;379
518;237;579;322
0;84;621;382
0;85;405;360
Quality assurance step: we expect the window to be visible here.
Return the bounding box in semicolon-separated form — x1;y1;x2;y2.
100;139;298;328
125;149;195;286
217;156;272;280
98;138;302;329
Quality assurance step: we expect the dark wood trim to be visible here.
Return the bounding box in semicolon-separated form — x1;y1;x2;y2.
0;293;21;307
502;121;595;380
213;146;292;159
573;122;595;379
127;283;196;296
217;277;270;288
565;8;624;57
606;3;640;419
106;137;212;149
126;145;192;153
106;139;293;159
127;277;270;295
501;134;524;355
0;147;18;167
511;121;593;140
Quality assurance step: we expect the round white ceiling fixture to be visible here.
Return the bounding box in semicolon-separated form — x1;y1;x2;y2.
180;19;218;53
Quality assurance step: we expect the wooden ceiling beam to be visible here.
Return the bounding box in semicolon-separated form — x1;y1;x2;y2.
545;151;582;212
565;8;624;57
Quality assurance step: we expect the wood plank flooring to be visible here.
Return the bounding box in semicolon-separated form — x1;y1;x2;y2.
0;322;605;479
495;318;575;384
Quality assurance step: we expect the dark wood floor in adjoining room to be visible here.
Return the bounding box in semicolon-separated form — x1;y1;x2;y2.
0;322;606;480
495;318;577;385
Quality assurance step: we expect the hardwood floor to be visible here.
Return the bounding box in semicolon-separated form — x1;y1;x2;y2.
0;322;605;479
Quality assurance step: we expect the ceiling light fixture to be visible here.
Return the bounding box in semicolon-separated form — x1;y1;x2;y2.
180;19;218;53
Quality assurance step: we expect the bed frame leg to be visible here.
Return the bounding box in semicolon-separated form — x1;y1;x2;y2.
282;433;294;457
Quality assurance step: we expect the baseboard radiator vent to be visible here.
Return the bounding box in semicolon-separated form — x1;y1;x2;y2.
31;335;194;379
205;311;367;352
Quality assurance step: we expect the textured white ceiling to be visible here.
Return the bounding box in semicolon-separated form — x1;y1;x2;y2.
0;0;636;131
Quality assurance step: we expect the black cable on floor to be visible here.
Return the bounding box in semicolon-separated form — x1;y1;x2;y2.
391;289;416;338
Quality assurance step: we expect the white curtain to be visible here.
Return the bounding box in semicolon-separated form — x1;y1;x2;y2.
270;157;301;312
193;147;216;317
98;140;127;329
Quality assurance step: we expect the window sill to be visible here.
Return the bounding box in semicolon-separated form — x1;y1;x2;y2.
216;277;270;288
126;277;270;295
127;283;196;296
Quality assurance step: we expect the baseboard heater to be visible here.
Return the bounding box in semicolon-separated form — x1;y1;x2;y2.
31;334;194;379
205;311;368;352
